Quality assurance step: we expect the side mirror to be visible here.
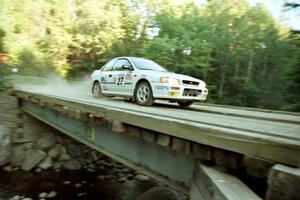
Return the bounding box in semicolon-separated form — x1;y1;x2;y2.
122;65;133;70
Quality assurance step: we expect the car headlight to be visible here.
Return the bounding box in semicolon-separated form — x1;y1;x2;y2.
160;77;180;85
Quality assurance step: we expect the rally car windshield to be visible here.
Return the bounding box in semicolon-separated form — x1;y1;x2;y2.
131;58;167;72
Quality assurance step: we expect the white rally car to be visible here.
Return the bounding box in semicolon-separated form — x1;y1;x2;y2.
91;57;208;106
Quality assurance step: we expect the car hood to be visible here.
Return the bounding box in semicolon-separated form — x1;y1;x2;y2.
154;71;202;81
171;73;200;82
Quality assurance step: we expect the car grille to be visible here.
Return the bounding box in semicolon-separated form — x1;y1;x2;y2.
182;80;199;86
183;89;202;97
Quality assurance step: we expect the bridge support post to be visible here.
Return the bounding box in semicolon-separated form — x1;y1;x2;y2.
190;161;261;200
265;164;300;200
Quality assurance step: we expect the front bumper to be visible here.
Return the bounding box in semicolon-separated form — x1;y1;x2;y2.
152;83;208;101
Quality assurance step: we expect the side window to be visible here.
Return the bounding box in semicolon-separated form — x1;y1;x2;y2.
101;59;115;71
113;59;132;71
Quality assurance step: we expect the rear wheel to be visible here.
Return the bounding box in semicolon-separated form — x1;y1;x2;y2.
92;81;102;98
177;101;193;107
135;81;154;106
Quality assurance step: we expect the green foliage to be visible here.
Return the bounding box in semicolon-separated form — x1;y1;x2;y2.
140;36;178;69
0;0;299;111
146;0;298;110
0;27;10;92
151;3;213;78
0;62;11;92
14;48;53;75
0;27;4;53
282;31;300;111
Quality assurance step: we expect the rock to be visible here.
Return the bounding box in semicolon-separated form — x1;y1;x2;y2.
135;174;150;182
87;168;95;172
63;160;81;170
58;147;71;161
48;144;63;159
0;125;11;166
63;181;71;185
35;134;56;150
122;180;139;192
35;168;42;173
89;164;96;168
9;195;21;200
55;136;63;143
21;150;46;171
10;143;32;166
22;198;33;200
117;177;127;183
99;160;105;165
113;168;120;173
103;161;113;168
105;175;113;180
77;193;87;197
127;174;134;180
116;164;124;169
53;162;61;169
118;172;125;178
75;183;82;188
38;192;48;199
3;165;13;172
82;165;88;169
96;160;101;164
69;146;81;157
121;168;130;173
132;170;138;175
135;186;182;200
89;151;98;161
12;166;19;171
47;191;57;198
97;175;105;180
12;131;41;143
38;156;53;169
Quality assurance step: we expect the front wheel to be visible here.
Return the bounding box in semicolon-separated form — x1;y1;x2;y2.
177;101;193;107
92;81;102;98
135;81;154;106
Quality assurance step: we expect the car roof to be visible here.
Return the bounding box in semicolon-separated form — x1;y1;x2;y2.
114;56;147;60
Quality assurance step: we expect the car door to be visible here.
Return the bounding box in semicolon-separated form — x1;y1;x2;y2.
99;59;116;93
111;58;134;95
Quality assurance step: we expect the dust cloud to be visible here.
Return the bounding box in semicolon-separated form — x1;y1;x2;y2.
11;74;92;97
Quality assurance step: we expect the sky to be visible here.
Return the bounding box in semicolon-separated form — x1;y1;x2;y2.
247;0;300;30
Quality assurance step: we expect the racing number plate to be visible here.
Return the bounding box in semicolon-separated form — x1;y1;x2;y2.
183;89;199;96
187;89;198;95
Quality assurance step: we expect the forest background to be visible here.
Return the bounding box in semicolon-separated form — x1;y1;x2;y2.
0;0;299;111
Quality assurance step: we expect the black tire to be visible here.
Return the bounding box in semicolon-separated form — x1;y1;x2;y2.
135;81;154;106
92;81;102;98
177;101;193;107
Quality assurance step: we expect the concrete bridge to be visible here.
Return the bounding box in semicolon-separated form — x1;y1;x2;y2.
6;89;300;200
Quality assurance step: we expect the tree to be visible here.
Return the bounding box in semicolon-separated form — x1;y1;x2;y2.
283;30;300;111
66;0;138;77
147;2;213;76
